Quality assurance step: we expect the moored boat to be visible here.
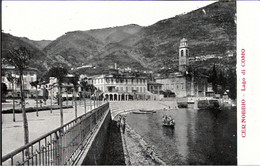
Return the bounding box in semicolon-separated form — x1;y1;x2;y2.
139;109;157;113
195;99;221;111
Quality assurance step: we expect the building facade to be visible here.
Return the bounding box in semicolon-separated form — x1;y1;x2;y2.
90;71;149;101
2;65;38;98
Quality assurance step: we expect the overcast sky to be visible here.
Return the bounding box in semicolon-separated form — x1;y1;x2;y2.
2;1;214;41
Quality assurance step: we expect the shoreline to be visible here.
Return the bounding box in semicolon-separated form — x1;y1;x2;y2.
114;106;167;165
123;123;166;165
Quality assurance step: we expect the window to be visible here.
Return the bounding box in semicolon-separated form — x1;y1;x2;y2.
181;50;184;57
126;87;128;92
137;87;139;92
186;50;189;56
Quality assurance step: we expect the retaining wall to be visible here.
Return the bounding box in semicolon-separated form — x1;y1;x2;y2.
78;109;111;165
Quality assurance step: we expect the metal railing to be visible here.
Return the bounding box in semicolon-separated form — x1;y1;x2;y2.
2;102;109;165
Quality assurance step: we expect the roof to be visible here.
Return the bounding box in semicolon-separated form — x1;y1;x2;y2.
2;66;38;72
180;38;188;42
148;82;163;85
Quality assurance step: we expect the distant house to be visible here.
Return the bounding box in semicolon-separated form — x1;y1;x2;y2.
205;54;216;59
2;65;38;98
147;82;163;94
226;50;234;57
47;75;79;101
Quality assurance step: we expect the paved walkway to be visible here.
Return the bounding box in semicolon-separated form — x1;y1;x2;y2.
2;100;103;156
2;100;177;157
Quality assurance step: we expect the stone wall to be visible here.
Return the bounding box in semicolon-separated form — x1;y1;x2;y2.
79;110;112;165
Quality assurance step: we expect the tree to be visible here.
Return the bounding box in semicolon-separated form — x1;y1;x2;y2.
7;73;18;122
80;77;88;113
5;46;33;146
48;65;68;126
30;80;40;116
69;75;79;118
209;64;218;93
1;83;8;102
42;86;49;105
217;70;226;95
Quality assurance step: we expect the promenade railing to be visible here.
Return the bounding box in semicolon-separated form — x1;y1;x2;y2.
2;102;109;165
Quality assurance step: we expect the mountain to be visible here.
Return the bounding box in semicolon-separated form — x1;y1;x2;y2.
43;24;146;70
2;33;49;74
3;1;236;76
20;37;52;50
42;1;236;74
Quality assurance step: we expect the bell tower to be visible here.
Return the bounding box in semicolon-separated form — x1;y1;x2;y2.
179;38;189;73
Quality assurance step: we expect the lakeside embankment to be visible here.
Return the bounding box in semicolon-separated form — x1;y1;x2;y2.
109;101;176;165
109;101;236;165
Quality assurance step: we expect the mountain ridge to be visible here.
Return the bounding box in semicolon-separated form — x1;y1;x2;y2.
2;1;236;76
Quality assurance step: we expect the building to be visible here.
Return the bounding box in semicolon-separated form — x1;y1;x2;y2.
155;38;208;97
90;70;149;101
147;82;163;95
2;65;38;98
47;75;78;101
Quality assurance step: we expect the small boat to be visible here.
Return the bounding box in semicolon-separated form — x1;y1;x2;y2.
197;99;221;111
132;111;151;114
162;115;175;128
139;109;156;113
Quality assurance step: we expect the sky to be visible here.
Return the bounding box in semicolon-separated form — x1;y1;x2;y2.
2;1;215;41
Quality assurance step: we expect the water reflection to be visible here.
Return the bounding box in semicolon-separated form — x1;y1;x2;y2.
162;127;174;139
126;108;236;165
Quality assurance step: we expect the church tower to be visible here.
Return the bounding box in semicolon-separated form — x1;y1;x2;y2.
179;38;189;73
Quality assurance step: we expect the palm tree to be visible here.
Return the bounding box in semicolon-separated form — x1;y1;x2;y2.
80;77;88;114
6;46;33;146
48;65;68;126
1;83;8;102
30;80;40;116
6;73;18;122
69;75;79;118
87;84;97;109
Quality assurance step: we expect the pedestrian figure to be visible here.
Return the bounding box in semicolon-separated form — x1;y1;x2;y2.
117;115;122;128
121;116;126;134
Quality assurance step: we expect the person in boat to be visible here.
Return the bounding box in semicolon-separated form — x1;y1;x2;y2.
162;115;168;124
168;115;175;125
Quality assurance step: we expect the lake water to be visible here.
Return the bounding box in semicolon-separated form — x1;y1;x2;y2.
126;107;237;165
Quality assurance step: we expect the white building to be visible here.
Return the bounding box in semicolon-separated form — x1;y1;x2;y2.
2;65;38;98
90;71;149;101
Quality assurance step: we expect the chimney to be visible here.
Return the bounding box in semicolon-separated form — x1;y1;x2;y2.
114;63;117;69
